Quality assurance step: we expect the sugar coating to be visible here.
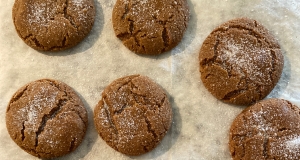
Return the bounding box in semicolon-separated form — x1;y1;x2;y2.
6;79;88;158
219;37;272;83
17;85;58;132
229;99;300;159
199;18;284;105
94;75;172;155
12;0;95;51
112;0;189;54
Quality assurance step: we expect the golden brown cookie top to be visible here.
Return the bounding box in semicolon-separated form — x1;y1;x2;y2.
229;99;300;160
94;75;172;155
6;79;88;158
112;0;189;55
199;18;284;105
12;0;95;51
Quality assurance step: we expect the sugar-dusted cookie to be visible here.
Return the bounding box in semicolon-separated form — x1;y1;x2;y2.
199;18;283;105
112;0;189;55
6;79;88;158
229;99;300;159
94;75;172;155
12;0;95;51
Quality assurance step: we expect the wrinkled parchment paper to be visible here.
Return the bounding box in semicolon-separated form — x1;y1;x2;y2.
1;0;300;159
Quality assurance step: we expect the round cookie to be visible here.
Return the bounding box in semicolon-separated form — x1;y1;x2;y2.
6;79;88;158
112;0;189;55
94;75;172;155
229;99;300;160
12;0;95;51
199;18;284;105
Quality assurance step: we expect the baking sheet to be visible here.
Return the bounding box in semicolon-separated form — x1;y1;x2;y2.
1;0;300;159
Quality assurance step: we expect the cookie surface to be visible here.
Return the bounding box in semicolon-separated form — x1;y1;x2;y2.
12;0;95;51
199;18;283;105
229;99;300;160
94;75;172;155
6;79;88;158
112;0;189;55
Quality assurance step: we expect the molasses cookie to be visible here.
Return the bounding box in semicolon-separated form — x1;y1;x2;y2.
199;18;284;105
94;75;172;155
12;0;95;51
112;0;189;55
229;99;300;159
6;79;88;158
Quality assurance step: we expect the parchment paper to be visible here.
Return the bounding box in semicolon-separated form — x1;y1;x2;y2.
1;0;300;159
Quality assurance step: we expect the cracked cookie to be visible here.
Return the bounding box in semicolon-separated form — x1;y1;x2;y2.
5;79;88;158
93;75;172;155
199;18;283;105
229;99;300;160
112;0;189;55
12;0;95;51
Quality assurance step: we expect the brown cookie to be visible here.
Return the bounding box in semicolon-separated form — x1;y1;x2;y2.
199;18;284;105
229;99;300;160
12;0;95;51
112;0;189;55
93;75;172;155
6;79;88;158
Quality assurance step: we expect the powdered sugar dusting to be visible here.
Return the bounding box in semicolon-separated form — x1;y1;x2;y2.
270;135;300;159
19;85;58;132
27;2;51;26
285;136;300;149
249;107;275;135
101;99;116;129
117;108;139;143
26;0;93;29
233;100;300;159
218;37;272;82
70;0;91;22
71;0;85;8
98;108;109;127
